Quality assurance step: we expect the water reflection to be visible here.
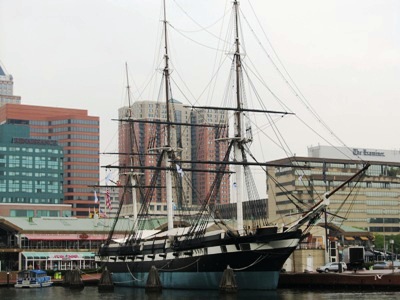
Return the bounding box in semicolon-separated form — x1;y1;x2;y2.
1;286;399;300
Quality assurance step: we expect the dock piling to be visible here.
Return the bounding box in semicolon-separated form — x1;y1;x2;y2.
69;269;84;290
98;267;114;292
145;265;162;293
63;270;71;287
219;265;237;293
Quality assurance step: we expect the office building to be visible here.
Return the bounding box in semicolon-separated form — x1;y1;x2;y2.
0;104;99;217
267;145;400;235
0;124;67;217
118;100;192;214
118;100;229;214
0;64;21;106
191;107;230;205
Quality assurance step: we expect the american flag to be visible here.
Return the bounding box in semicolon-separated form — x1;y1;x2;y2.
105;188;111;210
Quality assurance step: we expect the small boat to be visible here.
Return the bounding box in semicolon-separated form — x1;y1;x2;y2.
15;269;53;288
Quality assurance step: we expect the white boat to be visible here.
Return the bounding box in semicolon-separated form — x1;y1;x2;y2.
15;269;53;288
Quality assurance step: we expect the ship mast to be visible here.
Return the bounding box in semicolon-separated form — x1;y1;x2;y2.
163;0;174;230
233;0;245;233
124;63;139;222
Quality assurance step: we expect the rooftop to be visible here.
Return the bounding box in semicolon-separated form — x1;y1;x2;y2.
0;64;5;76
0;216;133;233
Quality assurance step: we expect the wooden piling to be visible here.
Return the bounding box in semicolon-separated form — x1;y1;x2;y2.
69;269;84;290
219;266;237;293
98;267;114;292
145;265;162;293
63;270;71;287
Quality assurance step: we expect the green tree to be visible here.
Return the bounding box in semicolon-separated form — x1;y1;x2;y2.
374;234;400;256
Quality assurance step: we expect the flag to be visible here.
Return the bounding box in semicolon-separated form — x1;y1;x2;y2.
94;190;98;203
106;188;111;210
176;164;184;177
105;172;112;184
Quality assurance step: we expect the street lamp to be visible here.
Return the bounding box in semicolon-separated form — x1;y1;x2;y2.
390;239;394;272
383;209;386;261
371;245;375;264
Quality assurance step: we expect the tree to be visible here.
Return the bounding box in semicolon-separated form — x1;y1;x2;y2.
374;234;400;257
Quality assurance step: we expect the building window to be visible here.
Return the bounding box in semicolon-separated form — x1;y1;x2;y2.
10;210;34;217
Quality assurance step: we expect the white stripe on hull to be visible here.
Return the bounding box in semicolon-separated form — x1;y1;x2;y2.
98;237;300;264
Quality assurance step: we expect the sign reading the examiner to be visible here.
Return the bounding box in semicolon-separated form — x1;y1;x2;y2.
308;145;400;163
352;148;385;157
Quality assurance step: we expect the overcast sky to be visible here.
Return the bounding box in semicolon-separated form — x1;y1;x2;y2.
1;0;400;175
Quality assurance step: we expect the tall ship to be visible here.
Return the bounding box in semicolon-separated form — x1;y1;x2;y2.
97;0;369;290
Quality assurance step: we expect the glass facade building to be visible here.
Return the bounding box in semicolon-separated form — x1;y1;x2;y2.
0;124;64;213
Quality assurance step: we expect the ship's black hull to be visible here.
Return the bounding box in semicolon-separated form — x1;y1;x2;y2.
98;229;302;290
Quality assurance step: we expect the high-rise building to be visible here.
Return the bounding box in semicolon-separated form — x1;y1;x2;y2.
118;100;192;214
191;107;230;205
0;104;99;217
118;100;229;215
0;64;21;106
0;124;64;216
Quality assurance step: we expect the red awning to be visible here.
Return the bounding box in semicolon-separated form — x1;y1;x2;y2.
22;233;109;241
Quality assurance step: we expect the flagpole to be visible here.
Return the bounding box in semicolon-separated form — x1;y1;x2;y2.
104;193;107;218
105;172;112;219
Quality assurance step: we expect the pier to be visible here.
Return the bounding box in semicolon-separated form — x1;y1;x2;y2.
279;269;400;290
4;269;400;290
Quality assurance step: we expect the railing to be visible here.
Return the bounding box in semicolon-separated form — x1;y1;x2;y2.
20;240;103;251
298;242;325;250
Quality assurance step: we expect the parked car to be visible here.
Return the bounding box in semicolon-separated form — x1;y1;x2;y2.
373;261;400;270
373;261;390;270
316;262;347;273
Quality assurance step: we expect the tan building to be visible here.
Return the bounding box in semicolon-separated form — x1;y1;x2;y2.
267;152;400;235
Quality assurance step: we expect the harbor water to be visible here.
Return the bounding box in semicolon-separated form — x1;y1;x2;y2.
1;286;400;300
